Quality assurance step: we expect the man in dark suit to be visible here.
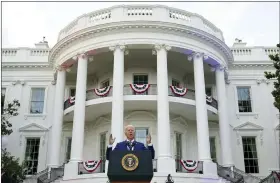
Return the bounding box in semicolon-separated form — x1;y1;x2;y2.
106;125;155;160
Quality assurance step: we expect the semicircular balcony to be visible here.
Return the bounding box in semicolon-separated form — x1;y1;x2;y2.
62;48;219;122
57;4;223;41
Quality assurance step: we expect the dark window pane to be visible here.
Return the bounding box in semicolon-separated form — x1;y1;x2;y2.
242;137;259;173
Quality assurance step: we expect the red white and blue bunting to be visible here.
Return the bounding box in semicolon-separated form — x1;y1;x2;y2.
206;95;212;103
170;86;188;96
83;160;102;172
69;96;75;104
94;86;111;96
130;84;150;93
180;160;198;171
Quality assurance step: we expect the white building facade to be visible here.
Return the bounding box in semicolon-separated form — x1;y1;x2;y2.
2;4;279;183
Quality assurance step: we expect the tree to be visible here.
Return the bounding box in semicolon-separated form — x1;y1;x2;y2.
264;43;280;110
1;99;20;135
1;98;27;182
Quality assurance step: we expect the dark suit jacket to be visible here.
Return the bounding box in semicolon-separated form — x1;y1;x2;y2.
106;140;155;160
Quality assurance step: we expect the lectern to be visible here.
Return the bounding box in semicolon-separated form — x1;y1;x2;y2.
107;151;154;183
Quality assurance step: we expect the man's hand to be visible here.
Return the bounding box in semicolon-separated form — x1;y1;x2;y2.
146;133;151;144
109;134;115;145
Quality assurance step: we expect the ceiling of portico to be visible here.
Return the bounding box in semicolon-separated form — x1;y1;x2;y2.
65;49;215;83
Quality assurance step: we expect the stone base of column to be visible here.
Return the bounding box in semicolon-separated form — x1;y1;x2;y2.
203;161;218;176
63;162;79;180
157;157;176;173
105;160;109;174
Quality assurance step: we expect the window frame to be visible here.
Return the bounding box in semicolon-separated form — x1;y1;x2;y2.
235;127;263;175
100;79;110;88
99;132;107;173
132;74;149;85
134;127;149;145
241;136;259;174
64;137;72;163
69;88;76;97
29;88;46;114
209;136;217;163
235;86;253;113
27;86;48;115
174;131;183;172
19;132;47;176
24;137;41;175
171;79;180;87
205;86;212;96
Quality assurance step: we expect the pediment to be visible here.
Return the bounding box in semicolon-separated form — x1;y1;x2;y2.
234;122;263;131
19;123;48;132
170;116;188;127
62;122;73;131
209;121;219;129
124;111;156;121
93;116;111;127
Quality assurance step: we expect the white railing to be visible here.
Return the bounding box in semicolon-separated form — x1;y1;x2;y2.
231;48;252;55
57;4;224;41
230;46;279;61
30;49;50;56
264;48;279;55
2;49;18;56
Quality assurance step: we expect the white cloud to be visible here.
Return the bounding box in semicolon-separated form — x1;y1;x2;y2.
2;2;279;48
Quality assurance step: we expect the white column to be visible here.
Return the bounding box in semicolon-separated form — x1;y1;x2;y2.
154;44;175;173
192;52;212;162
109;44;126;144
215;65;233;167
48;67;66;167
69;53;88;162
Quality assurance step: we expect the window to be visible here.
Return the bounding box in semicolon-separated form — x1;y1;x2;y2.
210;137;217;162
70;88;76;97
1;88;6;113
30;88;45;114
65;137;72;163
242;137;259;173
237;87;252;112
205;87;212;96
175;132;182;172
133;75;148;85
101;79;110;88
100;133;107;172
24;138;40;175
135;128;148;145
172;79;180;87
133;75;149;95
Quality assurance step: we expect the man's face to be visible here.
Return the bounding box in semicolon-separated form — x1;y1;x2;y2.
125;126;135;140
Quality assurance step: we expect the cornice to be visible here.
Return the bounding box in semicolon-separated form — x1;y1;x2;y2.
49;21;233;66
229;62;274;68
2;62;52;69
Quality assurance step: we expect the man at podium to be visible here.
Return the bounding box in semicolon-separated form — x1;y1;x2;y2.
106;125;155;160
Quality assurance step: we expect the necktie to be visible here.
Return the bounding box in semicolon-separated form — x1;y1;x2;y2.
128;141;133;151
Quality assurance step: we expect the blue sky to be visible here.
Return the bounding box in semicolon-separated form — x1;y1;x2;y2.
2;1;279;48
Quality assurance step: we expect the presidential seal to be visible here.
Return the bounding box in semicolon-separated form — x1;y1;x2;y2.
121;154;139;171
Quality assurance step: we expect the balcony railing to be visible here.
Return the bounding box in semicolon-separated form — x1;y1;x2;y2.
63;84;218;110
58;5;223;41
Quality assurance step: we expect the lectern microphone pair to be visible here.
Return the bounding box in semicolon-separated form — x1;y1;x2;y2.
107;150;153;183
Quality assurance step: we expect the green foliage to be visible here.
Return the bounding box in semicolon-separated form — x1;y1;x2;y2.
1;98;26;181
264;43;280;110
1;98;20;136
1;149;27;182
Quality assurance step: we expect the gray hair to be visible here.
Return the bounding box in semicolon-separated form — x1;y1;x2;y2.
124;124;135;131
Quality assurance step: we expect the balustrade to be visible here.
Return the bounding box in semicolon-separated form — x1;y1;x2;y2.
57;5;223;40
63;84;218;110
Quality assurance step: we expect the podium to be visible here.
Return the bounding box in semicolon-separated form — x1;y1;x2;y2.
107;150;154;183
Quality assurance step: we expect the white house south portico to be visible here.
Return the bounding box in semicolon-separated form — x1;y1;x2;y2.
3;4;279;183
46;5;235;182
